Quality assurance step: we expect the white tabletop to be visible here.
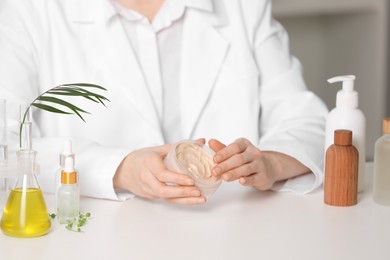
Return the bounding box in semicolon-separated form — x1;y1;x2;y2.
0;162;389;260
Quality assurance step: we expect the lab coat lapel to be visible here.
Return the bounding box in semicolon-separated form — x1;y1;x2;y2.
181;7;229;138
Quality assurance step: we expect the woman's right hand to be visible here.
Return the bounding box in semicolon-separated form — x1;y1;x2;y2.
113;144;206;205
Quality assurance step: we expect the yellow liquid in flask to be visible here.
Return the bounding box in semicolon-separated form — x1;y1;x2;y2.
1;188;51;237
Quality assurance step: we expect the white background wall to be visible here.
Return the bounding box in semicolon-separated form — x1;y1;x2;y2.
272;0;389;160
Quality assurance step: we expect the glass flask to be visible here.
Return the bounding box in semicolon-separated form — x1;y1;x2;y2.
0;149;51;237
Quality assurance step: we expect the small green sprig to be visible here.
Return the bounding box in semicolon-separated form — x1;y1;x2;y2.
49;212;92;232
66;212;91;232
19;83;109;147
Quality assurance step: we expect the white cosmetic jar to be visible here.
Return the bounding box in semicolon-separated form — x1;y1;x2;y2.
164;140;222;198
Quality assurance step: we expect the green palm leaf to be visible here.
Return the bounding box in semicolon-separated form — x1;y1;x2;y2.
19;83;109;148
36;96;90;121
46;90;102;104
61;83;107;90
47;86;109;106
31;103;73;115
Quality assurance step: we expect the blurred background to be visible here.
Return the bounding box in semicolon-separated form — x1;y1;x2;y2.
272;0;389;160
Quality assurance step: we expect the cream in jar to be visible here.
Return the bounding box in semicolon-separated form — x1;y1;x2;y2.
164;140;222;198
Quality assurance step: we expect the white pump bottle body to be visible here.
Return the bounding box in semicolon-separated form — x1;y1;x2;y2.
325;107;366;191
324;75;366;192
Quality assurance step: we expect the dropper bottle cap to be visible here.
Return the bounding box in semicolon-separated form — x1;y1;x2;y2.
327;75;358;109
383;118;390;134
60;139;75;166
61;157;77;184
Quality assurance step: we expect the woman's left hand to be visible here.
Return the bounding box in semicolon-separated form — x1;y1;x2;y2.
209;138;310;191
209;138;277;190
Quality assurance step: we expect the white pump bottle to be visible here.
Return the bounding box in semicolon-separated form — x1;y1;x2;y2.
325;75;366;192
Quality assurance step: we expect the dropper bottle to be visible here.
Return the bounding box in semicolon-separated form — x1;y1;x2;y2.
55;140;75;193
325;75;366;192
373;118;390;205
57;156;79;224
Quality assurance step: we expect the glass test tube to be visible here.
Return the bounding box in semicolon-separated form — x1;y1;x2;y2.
20;104;33;150
0;99;7;165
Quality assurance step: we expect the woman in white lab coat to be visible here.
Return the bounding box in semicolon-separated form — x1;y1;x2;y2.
0;0;328;204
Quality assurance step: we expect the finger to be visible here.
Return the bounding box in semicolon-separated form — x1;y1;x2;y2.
154;143;174;156
208;139;226;152
221;162;257;181
193;138;206;145
145;169;201;199
138;170;169;199
146;155;195;185
154;169;196;186
239;174;272;191
165;196;206;205
213;138;249;163
212;151;253;178
155;185;203;199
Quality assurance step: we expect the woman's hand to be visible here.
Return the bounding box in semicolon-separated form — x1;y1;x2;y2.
209;138;310;190
113;144;206;205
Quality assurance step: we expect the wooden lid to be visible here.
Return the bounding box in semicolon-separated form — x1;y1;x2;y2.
334;129;352;146
384;118;390;134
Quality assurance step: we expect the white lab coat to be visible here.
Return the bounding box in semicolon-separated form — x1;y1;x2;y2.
0;0;328;200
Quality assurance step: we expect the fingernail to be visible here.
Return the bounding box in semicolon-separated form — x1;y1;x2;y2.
197;197;206;204
186;178;195;185
239;177;246;185
214;155;222;163
222;173;230;181
191;189;201;196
